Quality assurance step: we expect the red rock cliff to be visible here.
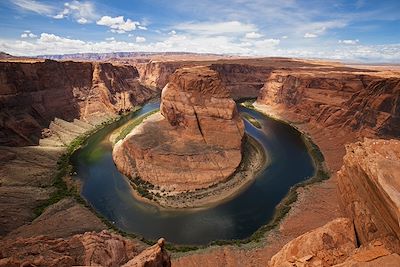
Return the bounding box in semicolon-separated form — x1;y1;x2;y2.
0;230;171;267
113;66;244;192
210;63;271;99
0;60;155;146
337;138;400;248
135;60;190;90
257;71;400;137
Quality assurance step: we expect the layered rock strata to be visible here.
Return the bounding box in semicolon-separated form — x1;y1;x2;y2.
113;66;244;192
135;60;191;90
210;63;272;99
337;138;400;249
0;60;155;146
257;71;400;137
0;230;170;267
269;218;357;267
269;217;400;267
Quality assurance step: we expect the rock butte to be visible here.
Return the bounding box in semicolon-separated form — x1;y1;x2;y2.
113;66;245;192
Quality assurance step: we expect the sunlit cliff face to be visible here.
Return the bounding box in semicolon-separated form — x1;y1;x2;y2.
113;66;244;192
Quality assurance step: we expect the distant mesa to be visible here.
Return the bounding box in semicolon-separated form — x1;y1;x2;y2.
113;66;245;193
0;51;14;59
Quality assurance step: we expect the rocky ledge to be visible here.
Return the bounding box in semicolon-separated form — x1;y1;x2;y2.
113;66;245;199
337;138;400;249
0;230;170;267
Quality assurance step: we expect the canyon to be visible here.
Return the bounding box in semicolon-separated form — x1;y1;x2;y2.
1;55;399;266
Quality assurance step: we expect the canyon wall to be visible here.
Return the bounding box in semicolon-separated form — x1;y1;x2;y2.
135;61;191;90
113;66;244;192
268;138;400;266
210;63;271;99
0;60;155;146
257;71;400;138
136;61;273;100
337;138;400;248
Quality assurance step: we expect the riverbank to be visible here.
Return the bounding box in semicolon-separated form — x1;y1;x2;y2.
0;106;144;241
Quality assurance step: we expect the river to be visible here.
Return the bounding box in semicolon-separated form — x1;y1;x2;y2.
71;102;314;245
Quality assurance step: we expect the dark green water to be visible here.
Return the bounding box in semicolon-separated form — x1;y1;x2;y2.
71;102;315;245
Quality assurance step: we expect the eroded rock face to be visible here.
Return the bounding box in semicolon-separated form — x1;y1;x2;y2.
337;138;400;248
257;71;400;137
269;218;357;267
0;60;155;146
113;66;244;192
0;231;170;267
123;238;171;267
333;238;400;267
136;60;190;90
210;63;272;99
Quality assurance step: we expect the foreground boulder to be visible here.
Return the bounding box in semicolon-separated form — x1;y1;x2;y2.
113;66;244;192
337;138;400;249
269;218;357;267
0;230;170;267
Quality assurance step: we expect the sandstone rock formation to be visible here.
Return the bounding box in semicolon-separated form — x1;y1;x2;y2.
136;60;190;90
123;238;171;267
113;66;244;192
257;71;400;137
269;218;357;267
210;63;272;99
0;146;63;235
3;198;106;240
337;138;400;249
0;60;155;146
269;217;400;267
0;230;170;267
333;239;400;267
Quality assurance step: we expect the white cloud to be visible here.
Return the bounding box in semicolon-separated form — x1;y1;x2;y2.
77;17;88;24
97;16;139;33
21;31;37;38
175;21;257;35
304;33;318;38
138;25;147;30
282;36;288;39
2;32;400;63
298;20;347;39
53;13;65;19
254;38;280;46
53;7;68;19
339;39;359;45
168;30;177;35
39;33;81;42
105;37;115;41
245;32;263;39
53;1;97;24
13;0;54;15
135;36;146;43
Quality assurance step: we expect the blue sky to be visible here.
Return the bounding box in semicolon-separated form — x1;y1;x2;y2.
0;0;399;62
